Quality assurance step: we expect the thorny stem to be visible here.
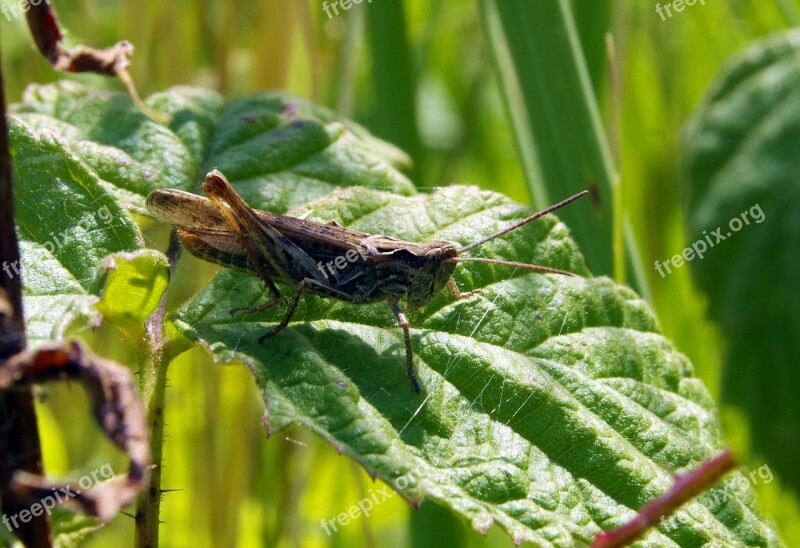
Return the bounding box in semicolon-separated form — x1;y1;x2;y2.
0;44;52;547
134;231;182;548
592;450;736;547
132;338;169;548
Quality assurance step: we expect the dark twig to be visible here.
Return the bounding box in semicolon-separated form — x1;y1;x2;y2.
24;1;169;123
2;5;157;543
26;2;131;76
0;40;52;547
592;450;736;547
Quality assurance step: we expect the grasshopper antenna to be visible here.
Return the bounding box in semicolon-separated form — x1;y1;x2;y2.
457;190;589;254
447;257;575;276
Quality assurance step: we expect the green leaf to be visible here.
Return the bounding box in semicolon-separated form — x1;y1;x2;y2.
11;81;780;545
10;81;413;343
203;92;415;211
51;514;104;548
93;250;170;342
9;117;144;344
682;29;800;495
366;0;422;179
11;82;225;212
172;185;779;546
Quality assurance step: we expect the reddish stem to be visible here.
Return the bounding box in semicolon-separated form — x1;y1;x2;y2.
592;450;736;548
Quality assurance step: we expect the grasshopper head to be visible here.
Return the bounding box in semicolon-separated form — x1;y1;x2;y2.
406;242;459;308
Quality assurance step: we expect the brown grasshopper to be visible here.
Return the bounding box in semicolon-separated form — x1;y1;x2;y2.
146;170;587;392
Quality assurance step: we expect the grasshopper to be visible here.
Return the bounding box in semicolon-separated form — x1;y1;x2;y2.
146;170;587;392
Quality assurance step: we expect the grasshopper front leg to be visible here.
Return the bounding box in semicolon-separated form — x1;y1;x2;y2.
447;277;483;300
388;296;421;393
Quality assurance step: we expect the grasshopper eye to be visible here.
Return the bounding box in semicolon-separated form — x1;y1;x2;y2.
424;242;457;258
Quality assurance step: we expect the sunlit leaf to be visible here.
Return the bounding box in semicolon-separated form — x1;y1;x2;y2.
173;185;779;546
10;81;413;343
10;81;781;546
93;250;170;343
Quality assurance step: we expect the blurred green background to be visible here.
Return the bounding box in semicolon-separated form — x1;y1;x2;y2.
2;0;799;546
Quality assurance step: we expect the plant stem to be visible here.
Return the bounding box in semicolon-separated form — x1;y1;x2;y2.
133;342;169;548
0;43;52;548
134;231;181;548
592;451;735;547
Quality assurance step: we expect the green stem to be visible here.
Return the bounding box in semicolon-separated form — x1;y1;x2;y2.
133;341;170;548
134;231;182;548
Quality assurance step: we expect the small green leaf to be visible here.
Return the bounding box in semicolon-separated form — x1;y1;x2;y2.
683;29;800;495
51;514;104;548
93;250;170;342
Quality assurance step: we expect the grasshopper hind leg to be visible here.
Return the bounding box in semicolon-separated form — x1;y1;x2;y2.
230;295;284;317
257;293;301;343
388;297;421;393
256;279;314;343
